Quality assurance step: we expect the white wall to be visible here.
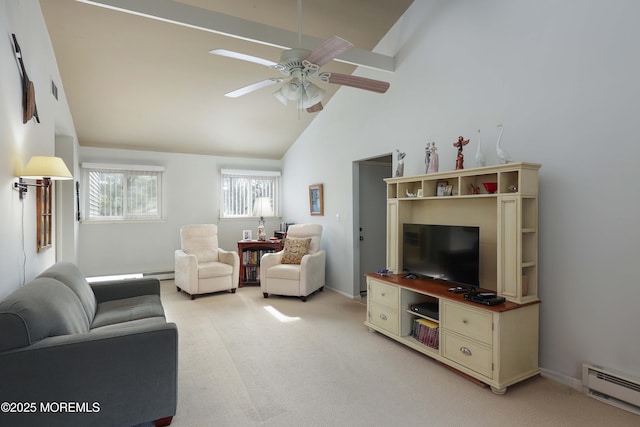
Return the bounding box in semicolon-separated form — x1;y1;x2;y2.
0;0;78;300
78;146;282;276
282;0;640;382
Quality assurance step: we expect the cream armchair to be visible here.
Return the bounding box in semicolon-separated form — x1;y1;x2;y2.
260;224;325;302
175;224;239;299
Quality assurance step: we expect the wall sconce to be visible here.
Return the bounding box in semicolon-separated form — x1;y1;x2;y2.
13;156;73;199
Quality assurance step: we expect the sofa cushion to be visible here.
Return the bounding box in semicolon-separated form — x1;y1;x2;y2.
281;237;311;264
37;261;97;324
89;316;167;334
91;294;165;329
198;261;233;278
0;278;90;352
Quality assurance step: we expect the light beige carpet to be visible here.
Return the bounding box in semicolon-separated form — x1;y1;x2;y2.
160;281;637;426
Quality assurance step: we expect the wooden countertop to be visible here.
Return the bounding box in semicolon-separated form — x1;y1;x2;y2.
365;273;539;313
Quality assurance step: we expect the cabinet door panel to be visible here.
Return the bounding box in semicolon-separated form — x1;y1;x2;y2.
442;301;493;345
386;201;398;271
442;330;493;378
369;302;399;335
498;197;519;298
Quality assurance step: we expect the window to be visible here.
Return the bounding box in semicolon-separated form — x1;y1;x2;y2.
221;169;280;218
82;163;164;221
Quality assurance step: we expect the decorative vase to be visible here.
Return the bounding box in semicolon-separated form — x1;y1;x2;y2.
496;124;512;164
475;129;486;167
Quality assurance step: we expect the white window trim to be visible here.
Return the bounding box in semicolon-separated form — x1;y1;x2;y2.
220;169;281;219
81;163;165;222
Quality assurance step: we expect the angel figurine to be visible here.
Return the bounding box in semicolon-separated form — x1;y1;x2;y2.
427;142;439;173
395;149;406;177
424;144;431;174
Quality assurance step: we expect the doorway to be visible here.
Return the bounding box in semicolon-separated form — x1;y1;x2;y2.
353;154;392;297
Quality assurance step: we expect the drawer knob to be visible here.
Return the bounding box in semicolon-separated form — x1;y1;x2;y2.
380;313;387;321
460;346;472;356
381;292;386;297
462;319;469;324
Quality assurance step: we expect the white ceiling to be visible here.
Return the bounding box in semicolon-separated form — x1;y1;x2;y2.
40;0;413;159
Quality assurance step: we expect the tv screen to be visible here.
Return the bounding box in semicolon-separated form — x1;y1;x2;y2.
402;224;480;287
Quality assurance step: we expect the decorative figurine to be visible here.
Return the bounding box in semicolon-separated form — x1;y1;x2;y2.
496;124;512;164
453;136;470;170
475;129;486;167
395;149;406;177
424;143;431;174
427;142;439;173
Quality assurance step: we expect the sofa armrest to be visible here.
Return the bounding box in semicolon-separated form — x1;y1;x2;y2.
218;249;240;288
90;277;160;303
259;250;284;287
299;250;326;295
0;321;178;427
175;249;197;292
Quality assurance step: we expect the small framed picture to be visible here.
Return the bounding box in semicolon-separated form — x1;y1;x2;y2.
437;181;448;197
242;230;252;241
444;185;453;196
309;184;324;216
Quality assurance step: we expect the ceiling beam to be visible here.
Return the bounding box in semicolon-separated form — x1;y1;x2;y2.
77;0;395;72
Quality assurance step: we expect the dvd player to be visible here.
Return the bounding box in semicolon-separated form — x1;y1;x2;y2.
464;292;505;306
410;302;439;320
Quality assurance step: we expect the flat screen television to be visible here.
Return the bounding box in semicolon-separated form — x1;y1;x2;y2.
402;223;480;288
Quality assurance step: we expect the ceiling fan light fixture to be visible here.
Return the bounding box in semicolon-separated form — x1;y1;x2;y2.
273;88;288;105
301;82;325;108
282;79;302;100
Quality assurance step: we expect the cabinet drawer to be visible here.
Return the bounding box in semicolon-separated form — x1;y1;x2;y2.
368;279;399;308
442;301;493;345
369;302;399;335
442;331;493;378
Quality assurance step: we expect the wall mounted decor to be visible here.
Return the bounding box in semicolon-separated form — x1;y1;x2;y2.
36;180;52;251
309;184;324;216
12;34;40;124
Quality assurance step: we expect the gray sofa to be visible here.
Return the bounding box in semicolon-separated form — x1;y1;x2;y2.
0;262;178;427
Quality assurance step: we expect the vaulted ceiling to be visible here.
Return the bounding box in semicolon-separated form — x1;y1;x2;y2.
40;0;413;159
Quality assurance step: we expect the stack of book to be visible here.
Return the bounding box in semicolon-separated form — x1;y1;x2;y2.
412;318;439;349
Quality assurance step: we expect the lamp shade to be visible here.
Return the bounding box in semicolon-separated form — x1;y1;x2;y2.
20;156;73;180
252;197;273;217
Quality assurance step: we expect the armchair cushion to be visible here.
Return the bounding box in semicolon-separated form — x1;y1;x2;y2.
266;264;301;280
281;237;311;264
198;261;234;278
186;248;218;263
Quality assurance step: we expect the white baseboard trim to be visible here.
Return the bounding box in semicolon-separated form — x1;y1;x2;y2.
324;286;358;300
540;368;584;392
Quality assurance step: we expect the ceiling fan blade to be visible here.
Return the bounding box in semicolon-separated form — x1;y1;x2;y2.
306;102;323;113
325;73;390;93
225;78;283;98
304;36;353;67
209;49;278;68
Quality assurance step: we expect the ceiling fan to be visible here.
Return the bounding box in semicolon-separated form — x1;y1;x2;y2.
209;0;390;113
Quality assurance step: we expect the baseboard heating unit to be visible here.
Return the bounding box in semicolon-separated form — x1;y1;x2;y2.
582;363;640;415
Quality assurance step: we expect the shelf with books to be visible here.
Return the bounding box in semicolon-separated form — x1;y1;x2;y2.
237;239;283;287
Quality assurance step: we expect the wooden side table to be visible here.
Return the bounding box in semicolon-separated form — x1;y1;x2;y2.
237;239;283;287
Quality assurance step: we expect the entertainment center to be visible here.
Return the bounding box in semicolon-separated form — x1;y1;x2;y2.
365;162;541;394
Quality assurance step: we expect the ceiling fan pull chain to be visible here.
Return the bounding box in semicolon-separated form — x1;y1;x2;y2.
297;0;302;48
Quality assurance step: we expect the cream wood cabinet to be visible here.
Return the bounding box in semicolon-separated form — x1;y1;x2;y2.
384;162;540;304
365;275;539;394
368;162;542;393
